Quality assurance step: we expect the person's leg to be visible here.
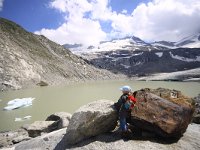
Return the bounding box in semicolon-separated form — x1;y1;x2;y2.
119;115;127;131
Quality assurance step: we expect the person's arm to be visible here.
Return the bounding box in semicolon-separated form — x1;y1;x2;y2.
114;95;128;111
121;95;128;103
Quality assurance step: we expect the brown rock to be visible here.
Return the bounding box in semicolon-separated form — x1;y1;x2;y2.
131;88;194;138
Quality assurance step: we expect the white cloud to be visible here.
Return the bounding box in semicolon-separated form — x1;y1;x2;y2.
35;18;106;46
35;0;200;46
122;9;128;14
130;0;200;42
0;0;4;11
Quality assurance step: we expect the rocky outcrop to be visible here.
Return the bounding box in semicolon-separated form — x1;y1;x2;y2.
193;94;200;124
11;124;200;150
0;112;71;148
131;88;194;138
64;100;118;145
0;128;30;148
14;128;67;150
46;112;72;129
27;121;57;138
27;112;72;138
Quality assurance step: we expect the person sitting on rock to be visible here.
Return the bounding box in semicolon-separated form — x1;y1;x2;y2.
114;85;136;137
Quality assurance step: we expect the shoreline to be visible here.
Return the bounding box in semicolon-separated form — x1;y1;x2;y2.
1;76;200;93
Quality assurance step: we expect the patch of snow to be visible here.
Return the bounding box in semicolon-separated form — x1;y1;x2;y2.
4;97;35;111
137;68;200;81
134;61;142;66
155;52;163;57
121;64;131;69
132;52;143;56
170;52;200;62
183;78;200;81
152;43;176;49
182;42;200;48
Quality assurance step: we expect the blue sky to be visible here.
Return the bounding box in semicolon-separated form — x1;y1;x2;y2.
0;0;64;32
0;0;148;32
0;0;200;46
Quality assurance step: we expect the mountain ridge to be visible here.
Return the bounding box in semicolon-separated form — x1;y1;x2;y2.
64;33;200;54
0;17;122;91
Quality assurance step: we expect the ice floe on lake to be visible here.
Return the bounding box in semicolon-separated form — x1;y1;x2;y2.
15;115;32;122
4;97;35;110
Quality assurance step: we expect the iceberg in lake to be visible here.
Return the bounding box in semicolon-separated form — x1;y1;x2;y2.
15;115;32;122
4;97;35;110
15;117;23;122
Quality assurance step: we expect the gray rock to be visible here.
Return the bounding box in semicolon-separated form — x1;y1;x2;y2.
0;128;29;148
36;81;48;86
193;94;200;124
14;128;67;150
12;136;31;144
46;112;72;129
64;100;118;145
27;121;57;137
11;124;200;150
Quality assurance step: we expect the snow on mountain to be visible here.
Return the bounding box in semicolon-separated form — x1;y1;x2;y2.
136;68;200;81
169;51;200;62
175;33;200;48
155;52;163;57
151;41;176;49
64;33;200;55
65;36;155;54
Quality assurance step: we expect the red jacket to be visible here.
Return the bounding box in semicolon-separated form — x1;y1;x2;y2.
128;95;136;109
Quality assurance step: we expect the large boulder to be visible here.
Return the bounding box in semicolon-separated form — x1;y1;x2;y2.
27;121;57;137
45;112;72;129
192;94;200;124
131;88;194;138
64;100;118;145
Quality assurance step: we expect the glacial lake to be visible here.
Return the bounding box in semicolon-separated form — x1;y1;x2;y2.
0;80;200;132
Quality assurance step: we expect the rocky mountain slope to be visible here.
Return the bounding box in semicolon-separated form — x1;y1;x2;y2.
0;18;121;91
64;35;200;79
84;48;200;77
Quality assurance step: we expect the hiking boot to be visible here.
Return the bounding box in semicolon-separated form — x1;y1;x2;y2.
121;130;132;140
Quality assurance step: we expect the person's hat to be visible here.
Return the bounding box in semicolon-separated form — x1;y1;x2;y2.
120;85;132;92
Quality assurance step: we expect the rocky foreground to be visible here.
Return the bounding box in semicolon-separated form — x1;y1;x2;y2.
6;124;200;150
1;88;200;150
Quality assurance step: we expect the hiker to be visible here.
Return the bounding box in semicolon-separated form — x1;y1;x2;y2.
114;85;136;137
